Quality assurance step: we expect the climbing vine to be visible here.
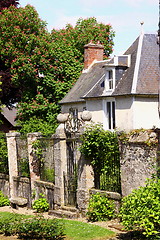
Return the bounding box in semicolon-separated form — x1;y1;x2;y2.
32;139;55;182
80;124;120;191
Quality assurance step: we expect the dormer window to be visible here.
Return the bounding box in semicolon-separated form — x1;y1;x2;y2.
105;69;115;92
108;70;113;90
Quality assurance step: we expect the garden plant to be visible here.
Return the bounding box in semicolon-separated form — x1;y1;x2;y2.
120;178;160;239
87;193;115;222
32;194;49;213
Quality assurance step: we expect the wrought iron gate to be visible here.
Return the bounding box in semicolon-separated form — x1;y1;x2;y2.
64;140;77;206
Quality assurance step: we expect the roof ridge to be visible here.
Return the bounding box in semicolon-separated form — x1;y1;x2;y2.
131;33;144;93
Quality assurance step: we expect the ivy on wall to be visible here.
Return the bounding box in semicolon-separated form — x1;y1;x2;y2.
80;124;120;191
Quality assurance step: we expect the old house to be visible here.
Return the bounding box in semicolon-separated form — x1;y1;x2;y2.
60;33;159;131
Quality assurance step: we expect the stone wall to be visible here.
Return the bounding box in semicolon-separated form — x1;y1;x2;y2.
0;173;9;197
120;130;158;196
3;127;160;214
34;180;54;209
13;176;31;207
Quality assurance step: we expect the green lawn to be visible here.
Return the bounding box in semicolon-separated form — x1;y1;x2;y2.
0;212;116;240
62;219;115;240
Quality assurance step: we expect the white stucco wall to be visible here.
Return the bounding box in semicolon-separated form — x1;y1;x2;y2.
115;96;160;131
60;96;160;131
133;97;160;129
61;102;86;118
86;99;104;124
115;97;134;131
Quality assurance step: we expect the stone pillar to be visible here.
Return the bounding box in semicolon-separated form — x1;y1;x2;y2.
6;132;20;198
77;154;94;215
76;130;94;214
53;123;67;208
27;132;41;194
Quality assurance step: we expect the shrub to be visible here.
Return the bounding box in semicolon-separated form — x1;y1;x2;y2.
32;194;49;213
0;191;10;207
0;213;25;236
120;178;160;238
87;193;115;222
17;216;65;239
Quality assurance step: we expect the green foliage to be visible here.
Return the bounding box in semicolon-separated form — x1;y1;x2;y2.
18;157;30;177
0;132;8;174
80;124;120;191
17;216;65;239
32;194;49;213
0;4;49;106
1;5;115;135
32;139;43;161
0;0;19;11
0;212;64;239
87;193;115;222
51;17;115;58
120;178;160;238
41;168;55;183
0;191;10;207
0;212;27;236
17;93;59;136
0;212;115;240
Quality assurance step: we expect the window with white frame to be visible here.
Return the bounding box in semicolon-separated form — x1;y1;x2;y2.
103;100;115;130
105;69;115;92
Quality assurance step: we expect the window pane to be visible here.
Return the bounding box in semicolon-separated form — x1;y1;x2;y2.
109;79;113;89
109;70;113;79
107;102;111;129
112;102;115;129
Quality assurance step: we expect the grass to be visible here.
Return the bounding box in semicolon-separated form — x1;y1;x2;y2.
62;219;115;240
0;211;116;240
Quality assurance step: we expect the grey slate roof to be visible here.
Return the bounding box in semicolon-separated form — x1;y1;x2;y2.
60;33;159;104
136;34;159;94
60;61;107;103
113;33;159;96
1;107;17;126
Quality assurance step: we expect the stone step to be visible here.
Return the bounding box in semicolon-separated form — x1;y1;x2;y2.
61;206;78;213
48;209;79;219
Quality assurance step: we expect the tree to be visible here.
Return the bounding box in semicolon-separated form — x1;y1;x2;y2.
0;0;19;11
0;5;115;135
51;17;115;58
0;4;51;104
0;0;20;106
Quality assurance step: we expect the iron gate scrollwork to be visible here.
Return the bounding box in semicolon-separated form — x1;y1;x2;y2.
64;140;78;206
65;108;83;133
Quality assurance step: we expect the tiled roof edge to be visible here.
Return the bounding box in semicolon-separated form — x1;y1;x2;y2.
131;33;144;93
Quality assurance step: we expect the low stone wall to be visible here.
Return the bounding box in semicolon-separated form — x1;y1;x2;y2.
0;175;54;209
13;176;31;207
34;180;54;209
89;189;121;214
0;173;9;197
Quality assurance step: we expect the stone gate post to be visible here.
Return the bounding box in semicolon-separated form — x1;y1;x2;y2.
6;132;20;198
53;123;67;208
27;132;41;195
77;153;94;215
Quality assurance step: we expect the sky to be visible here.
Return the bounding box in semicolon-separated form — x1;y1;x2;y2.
20;0;158;56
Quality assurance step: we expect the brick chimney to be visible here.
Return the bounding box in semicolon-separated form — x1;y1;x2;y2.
84;41;104;70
